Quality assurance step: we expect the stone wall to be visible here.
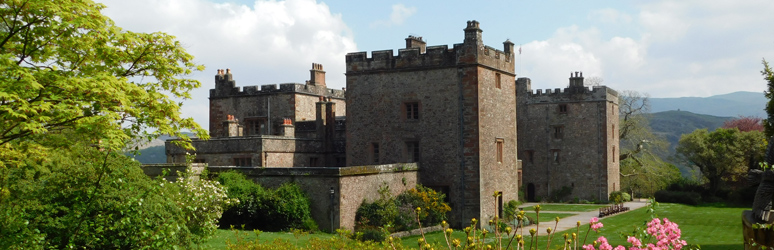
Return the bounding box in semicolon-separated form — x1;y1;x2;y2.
516;76;619;202
206;163;418;232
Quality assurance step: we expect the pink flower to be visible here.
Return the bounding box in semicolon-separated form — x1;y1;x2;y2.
591;221;604;232
627;236;642;247
599;242;612;250
590;217;599;224
582;244;597;250
613;246;625;250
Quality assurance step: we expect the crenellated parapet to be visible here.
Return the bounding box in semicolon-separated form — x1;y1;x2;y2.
346;20;515;75
517;72;619;104
210;66;345;99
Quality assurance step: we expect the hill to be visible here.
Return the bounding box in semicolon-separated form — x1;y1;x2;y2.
649;110;731;149
650;91;766;118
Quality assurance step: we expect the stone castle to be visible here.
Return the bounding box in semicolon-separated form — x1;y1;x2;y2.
165;20;619;230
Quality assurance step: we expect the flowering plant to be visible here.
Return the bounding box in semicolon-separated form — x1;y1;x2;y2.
580;217;687;250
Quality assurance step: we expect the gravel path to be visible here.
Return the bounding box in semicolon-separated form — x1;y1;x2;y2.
513;201;649;236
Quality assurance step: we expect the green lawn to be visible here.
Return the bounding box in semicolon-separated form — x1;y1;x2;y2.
521;204;609;212
523;212;577;222
200;229;333;249
207;203;747;250
404;203;745;250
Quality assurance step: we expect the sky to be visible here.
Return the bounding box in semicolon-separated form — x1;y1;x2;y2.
95;0;774;130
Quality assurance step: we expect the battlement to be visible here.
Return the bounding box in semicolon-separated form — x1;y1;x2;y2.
211;82;345;99
346;21;514;74
211;66;345;99
517;76;619;104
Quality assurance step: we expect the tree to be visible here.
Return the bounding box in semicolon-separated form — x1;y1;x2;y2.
0;0;207;168
764;59;774;137
0;1;224;248
584;76;604;87
676;128;765;195
617;90;677;196
723;116;764;132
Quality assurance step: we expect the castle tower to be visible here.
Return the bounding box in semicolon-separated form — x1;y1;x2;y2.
516;72;619;202
346;21;518;227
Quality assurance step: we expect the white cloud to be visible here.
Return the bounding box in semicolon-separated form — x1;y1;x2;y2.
524;0;774;98
97;0;357;130
370;4;417;28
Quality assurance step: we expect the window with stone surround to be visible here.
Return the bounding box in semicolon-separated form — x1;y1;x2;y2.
551;149;560;163
558;104;568;114
405;102;419;120
613;146;616;162
233;157;252;166
495;73;502;89
525;150;534;164
309;157;320;167
244;117;267;135
496;139;504;163
553;126;564;140
406;141;420;162
372;142;380;164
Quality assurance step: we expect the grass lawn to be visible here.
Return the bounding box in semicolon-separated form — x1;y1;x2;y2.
207;203;747;250
404;203;746;250
523;212;577;222
200;229;333;249
521;204;609;212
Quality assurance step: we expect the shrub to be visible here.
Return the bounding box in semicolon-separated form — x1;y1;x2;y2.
654;190;701;205
355;185;450;235
609;191;632;203
217;172;317;231
503;200;522;222
0;147;233;249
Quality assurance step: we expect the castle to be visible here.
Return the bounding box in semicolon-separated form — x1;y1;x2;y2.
165;20;619;230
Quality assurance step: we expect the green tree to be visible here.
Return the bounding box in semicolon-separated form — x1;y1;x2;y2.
0;0;206;168
676;128;765;195
618;90;678;197
764;59;774;137
0;1;226;248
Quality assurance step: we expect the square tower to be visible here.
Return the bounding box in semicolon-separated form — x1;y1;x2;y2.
345;21;519;227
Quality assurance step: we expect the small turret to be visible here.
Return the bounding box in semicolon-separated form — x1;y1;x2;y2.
569;71;584;90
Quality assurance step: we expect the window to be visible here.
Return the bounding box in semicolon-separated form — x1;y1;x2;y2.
612;146;616;162
233;157;252;166
406;141;420;162
405;102;419;120
496;139;504;163
372;143;380;164
612;124;616;140
558;104;568;113
193;158;206;164
497;191;503;218
551;149;560;163
525;150;534;164
309;157;320;167
495;73;502;89
553;126;564;140
245;118;267;135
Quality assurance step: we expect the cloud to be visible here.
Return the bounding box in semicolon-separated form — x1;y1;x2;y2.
370;4;417;28
522;0;774;98
97;0;357;130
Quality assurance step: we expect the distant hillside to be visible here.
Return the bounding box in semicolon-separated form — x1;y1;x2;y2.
126;133;196;164
650;91;766;118
649;110;731;149
126;145;166;164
